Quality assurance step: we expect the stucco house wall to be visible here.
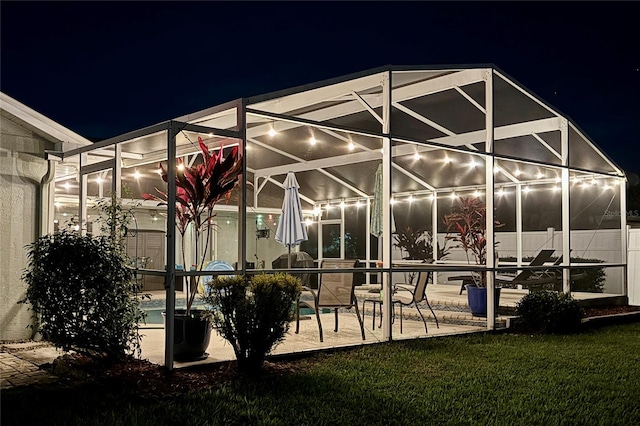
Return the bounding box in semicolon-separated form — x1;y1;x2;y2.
1;93;91;341
0;112;53;340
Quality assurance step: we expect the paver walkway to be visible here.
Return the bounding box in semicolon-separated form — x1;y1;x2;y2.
0;342;60;389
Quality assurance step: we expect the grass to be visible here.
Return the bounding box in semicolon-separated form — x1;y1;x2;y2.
3;323;640;425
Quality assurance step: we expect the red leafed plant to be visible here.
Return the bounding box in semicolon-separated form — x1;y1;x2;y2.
143;137;242;313
443;197;503;286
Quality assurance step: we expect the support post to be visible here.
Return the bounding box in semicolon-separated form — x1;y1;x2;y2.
113;143;122;197
516;183;523;267
485;69;496;330
238;100;247;275
432;191;439;285
79;153;88;235
561;119;571;294
382;70;392;341
620;176;628;296
164;121;178;370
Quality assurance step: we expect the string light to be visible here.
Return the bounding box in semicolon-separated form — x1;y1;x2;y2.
408;194;415;203
268;127;277;137
309;137;317;146
523;186;531;194
413;152;421;161
443;156;451;164
497;188;506;197
177;163;185;172
96;176;103;184
339;200;345;209
348;141;355;151
468;160;478;168
552;186;560;192
494;166;501;174
390;198;396;205
514;169;522;177
305;217;313;226
450;192;457;199
133;170;141;180
536;172;544;179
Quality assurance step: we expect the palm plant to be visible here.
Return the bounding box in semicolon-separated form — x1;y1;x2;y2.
393;227;450;261
144;137;242;313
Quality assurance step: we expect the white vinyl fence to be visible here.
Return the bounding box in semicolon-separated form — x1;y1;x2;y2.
628;228;640;306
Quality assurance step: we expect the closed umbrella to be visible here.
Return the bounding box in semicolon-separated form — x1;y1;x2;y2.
371;163;395;237
275;172;308;268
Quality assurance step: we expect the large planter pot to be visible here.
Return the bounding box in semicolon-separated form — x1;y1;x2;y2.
466;285;501;317
163;309;212;361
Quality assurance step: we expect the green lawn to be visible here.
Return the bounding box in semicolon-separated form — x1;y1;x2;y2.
3;323;640;426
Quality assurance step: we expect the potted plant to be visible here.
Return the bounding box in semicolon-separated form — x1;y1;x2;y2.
144;137;243;361
443;197;503;316
393;226;450;282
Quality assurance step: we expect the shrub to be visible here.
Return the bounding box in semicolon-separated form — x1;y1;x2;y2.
202;273;302;374
515;290;584;334
21;229;147;360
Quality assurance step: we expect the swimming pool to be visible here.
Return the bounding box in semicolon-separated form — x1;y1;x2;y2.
140;306;330;325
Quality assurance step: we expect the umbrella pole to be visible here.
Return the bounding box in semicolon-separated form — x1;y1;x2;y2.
288;245;291;269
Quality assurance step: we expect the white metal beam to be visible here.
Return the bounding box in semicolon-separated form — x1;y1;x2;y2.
531;133;562;160
264;176;316;206
351;91;383;124
316;169;369;198
253;117;560;178
391;163;436;191
454;86;486;114
392;102;456;136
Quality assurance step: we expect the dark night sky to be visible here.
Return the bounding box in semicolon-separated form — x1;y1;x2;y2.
2;1;638;173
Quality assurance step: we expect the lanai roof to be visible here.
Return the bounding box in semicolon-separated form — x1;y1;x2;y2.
52;65;625;213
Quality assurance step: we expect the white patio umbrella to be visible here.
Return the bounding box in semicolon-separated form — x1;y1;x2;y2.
275;172;308;268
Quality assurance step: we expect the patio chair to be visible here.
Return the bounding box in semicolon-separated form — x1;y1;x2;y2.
295;259;366;342
393;270;439;333
362;268;438;334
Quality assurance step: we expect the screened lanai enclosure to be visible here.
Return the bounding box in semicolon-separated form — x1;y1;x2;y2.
50;66;628;368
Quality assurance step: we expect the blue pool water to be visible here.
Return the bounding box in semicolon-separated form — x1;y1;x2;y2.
141;306;329;325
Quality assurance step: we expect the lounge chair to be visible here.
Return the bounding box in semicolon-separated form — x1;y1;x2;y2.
451;249;556;294
494;249;558;290
295;259;365;342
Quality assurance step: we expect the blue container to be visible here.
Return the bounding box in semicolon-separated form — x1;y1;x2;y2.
466;285;501;317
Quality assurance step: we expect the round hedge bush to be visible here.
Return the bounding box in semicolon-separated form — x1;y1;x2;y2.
514;290;584;334
21;229;145;360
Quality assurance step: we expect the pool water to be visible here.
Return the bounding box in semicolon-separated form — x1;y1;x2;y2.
140;306;330;325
